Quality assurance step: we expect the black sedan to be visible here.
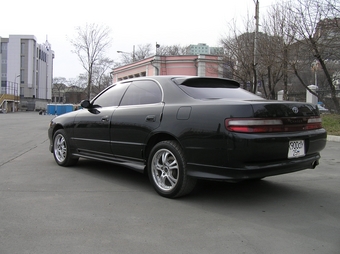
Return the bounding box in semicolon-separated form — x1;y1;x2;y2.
48;76;327;198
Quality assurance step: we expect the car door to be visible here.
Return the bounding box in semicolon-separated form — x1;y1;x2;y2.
110;80;164;162
72;82;130;156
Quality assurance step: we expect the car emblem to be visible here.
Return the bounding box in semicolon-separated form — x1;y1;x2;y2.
292;107;299;114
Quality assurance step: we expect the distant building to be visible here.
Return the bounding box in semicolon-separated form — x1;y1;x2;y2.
188;43;223;55
51;83;87;104
111;55;224;82
315;18;340;40
0;35;54;112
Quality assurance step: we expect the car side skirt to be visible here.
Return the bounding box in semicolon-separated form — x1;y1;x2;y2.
72;151;146;173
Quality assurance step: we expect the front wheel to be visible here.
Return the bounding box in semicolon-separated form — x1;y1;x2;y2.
53;129;78;166
148;141;196;198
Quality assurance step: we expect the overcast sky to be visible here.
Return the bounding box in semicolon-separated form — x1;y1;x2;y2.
2;0;277;80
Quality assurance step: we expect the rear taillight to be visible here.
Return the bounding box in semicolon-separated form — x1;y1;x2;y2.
225;117;322;133
306;117;323;130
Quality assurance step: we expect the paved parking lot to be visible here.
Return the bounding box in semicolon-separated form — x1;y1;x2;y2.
0;112;339;254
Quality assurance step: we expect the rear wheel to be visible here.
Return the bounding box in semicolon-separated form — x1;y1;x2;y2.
53;129;78;166
148;140;196;198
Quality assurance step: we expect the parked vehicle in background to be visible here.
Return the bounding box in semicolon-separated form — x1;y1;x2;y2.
317;104;329;114
48;76;327;198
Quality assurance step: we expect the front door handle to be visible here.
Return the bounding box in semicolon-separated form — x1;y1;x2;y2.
101;116;109;122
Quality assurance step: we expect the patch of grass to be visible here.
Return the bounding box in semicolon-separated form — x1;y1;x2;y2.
321;114;340;136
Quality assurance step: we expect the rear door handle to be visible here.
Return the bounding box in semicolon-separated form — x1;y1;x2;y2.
146;115;156;122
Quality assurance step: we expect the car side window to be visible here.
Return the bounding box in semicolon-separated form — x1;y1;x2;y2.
120;80;162;106
93;82;130;107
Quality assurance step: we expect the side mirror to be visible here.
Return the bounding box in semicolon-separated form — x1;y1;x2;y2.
80;100;91;108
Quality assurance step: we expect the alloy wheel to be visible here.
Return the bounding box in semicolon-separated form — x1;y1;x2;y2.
54;133;67;163
151;148;179;192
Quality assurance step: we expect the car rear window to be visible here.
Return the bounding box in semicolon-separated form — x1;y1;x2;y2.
173;77;262;100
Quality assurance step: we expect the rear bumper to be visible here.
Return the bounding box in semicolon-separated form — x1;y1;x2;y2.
186;153;321;181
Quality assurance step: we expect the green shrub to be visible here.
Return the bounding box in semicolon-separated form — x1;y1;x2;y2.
321;114;340;136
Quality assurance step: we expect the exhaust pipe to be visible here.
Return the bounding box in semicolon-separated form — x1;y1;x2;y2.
312;160;319;169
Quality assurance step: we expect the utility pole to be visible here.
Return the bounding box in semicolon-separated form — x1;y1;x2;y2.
253;0;259;94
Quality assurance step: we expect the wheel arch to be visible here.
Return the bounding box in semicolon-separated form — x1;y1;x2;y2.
52;128;79;166
53;123;64;133
145;133;181;164
51;124;64;147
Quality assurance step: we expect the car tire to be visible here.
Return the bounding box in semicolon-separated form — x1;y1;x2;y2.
53;129;78;166
148;140;197;198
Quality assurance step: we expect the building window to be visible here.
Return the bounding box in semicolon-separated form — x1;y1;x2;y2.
21;56;25;68
20;70;24;83
1;42;7;51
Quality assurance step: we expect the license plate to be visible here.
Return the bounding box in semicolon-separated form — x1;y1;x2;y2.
288;140;305;158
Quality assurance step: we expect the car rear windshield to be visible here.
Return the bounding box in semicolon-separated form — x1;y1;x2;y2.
173;77;263;100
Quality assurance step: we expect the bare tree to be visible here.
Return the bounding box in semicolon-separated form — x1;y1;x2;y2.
92;57;114;93
287;0;340;112
52;77;68;103
220;17;256;91
221;6;297;98
134;44;153;60
119;44;153;65
156;44;190;55
260;1;298;100
220;0;340;110
76;73;88;92
70;23;112;100
118;43;191;65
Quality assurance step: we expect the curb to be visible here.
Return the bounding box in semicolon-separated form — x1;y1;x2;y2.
327;135;340;142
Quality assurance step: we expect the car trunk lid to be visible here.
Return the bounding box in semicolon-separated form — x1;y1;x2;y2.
225;101;322;133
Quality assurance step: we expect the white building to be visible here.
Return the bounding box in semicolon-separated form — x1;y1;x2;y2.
0;35;54;112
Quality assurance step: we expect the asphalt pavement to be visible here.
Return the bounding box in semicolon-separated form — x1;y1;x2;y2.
0;112;339;254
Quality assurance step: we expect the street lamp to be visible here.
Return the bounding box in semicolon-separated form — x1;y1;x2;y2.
311;60;319;86
14;75;20;112
117;45;136;62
